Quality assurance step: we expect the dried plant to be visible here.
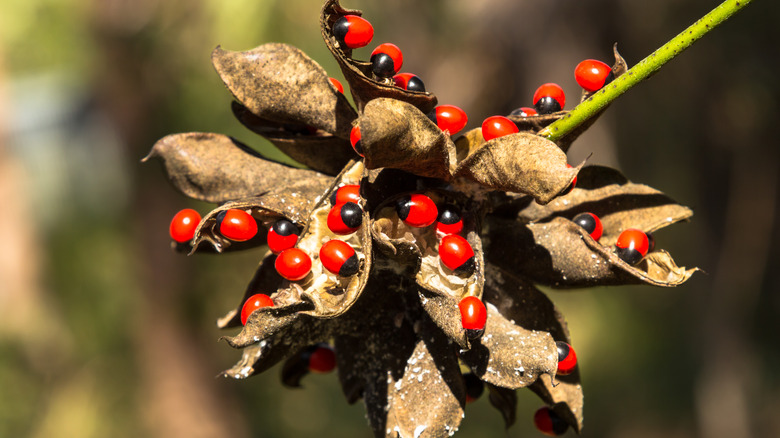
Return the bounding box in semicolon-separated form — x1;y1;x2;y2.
145;0;751;436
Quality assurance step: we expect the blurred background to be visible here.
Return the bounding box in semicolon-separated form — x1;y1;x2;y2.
1;0;778;437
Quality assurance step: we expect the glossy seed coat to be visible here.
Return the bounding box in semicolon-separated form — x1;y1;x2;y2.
169;208;201;243
533;407;570;436
533;83;566;114
327;201;363;235
349;125;363;157
332;15;374;49
572;212;603;241
396;194;438;228
240;293;274;326
574;59;614;92
275;248;312;281
556;341;577;376
217;209;258;242
429;105;468;135
393;73;425;92
370;43;403;78
267;219;300;254
435;204;464;236
320;239;359;277
330;184;361;206
481;115;519;141
459;296;487;333
439;234;475;274
616;228;650;265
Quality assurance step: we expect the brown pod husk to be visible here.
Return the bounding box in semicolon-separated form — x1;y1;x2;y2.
190;184;327;253
483;265;583;432
459;304;557;390
516;165;694;246
417;288;468;349
485;216;698;288
360;98;457;180
320;0;437;114
369;190;485;306
232;102;357;176
486;384;517;429
384;337;466;438
454;132;580;203
145;132;330;204
275;160;372;319
212;43;356;138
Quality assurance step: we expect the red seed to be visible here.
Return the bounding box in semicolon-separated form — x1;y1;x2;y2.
240;293;274;326
275;248;312;281
350;125;363;157
556;341;578;376
533;407;569;436
458;296;487;331
481;115;518;141
332;15;374;49
432;105;468;135
169;208;201;243
267;219;300;254
533;83;566;114
319;239;359;277
396;194;438;228
574;59;614;92
329;77;344;93
439;234;475;274
330;184;361;206
308;345;337;373
371;43;403;78
218;209;258;242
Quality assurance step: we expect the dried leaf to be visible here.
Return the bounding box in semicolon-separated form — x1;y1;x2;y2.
320;0;437;114
515;165;694;246
232;102;357;176
144;132;329;204
454;132;580;203
212;43;356;138
485;216;698;288
486;384;517;429
459;304;557;389
360;98;457;180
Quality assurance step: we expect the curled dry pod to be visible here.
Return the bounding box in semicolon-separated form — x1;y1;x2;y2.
454;132;581;204
271;160;372;318
321;0;437;113
359;98;457;180
212;43;357;139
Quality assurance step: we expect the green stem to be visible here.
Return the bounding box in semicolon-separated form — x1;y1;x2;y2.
539;0;753;142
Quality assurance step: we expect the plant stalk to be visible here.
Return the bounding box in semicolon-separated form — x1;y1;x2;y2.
539;0;753;142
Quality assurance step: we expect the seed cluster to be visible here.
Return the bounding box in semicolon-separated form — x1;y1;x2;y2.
150;1;699;436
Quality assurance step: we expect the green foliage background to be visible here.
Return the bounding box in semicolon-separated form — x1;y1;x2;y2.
1;1;778;437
